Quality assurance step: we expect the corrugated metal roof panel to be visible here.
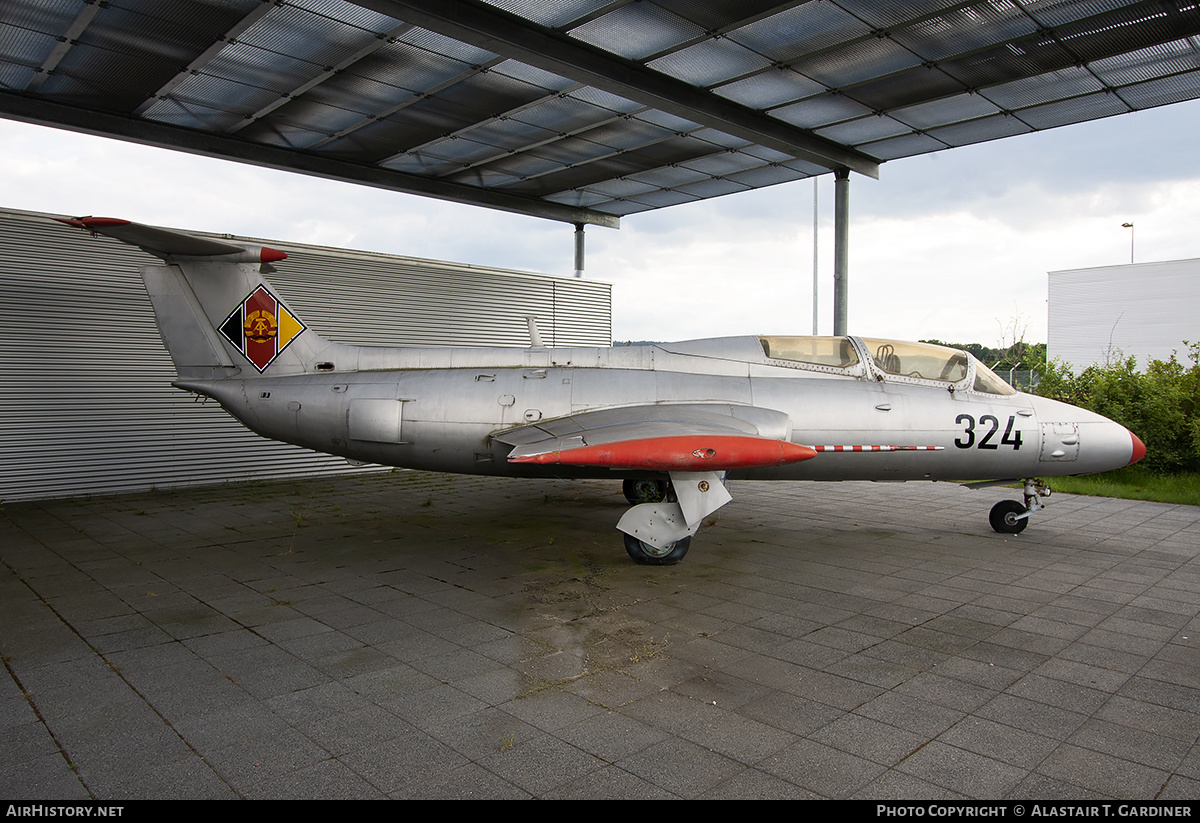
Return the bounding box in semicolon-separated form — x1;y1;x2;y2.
712;69;827;110
982;67;1105;110
1017;90;1130;129
790;36;924;88
771;93;874;129
1120;71;1200;108
568;3;704;61
646;37;773;87
890;93;1001;129
4;0;1200;224
925;112;1032;146
482;0;610;28
890;2;1039;62
674;176;750;198
815;114;912;145
728;2;871;60
725;163;809;188
1092;38;1200;86
858;131;947;160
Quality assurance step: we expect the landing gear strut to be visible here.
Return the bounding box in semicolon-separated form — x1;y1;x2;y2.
622;477;669;504
989;479;1050;535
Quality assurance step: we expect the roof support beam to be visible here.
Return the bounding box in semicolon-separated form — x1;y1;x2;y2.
0;93;620;228
349;0;881;179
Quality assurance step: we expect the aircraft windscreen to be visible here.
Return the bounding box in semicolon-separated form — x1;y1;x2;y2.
972;359;1018;395
759;336;859;368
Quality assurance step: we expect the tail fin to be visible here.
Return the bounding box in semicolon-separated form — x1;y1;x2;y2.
56;217;330;379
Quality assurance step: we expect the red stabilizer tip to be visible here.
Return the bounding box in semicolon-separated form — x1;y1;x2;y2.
260;247;288;263
61;216;132;228
1129;431;1146;465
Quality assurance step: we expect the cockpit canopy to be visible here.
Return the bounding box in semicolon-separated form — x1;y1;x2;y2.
758;336;859;369
759;335;1016;395
859;338;967;382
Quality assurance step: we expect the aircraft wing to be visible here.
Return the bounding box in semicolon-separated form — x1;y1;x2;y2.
493;403;818;471
497;404;945;551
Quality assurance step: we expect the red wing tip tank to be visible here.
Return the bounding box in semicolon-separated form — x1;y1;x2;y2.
56;216;1146;565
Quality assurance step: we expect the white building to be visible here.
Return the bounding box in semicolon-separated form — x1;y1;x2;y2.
1048;258;1200;372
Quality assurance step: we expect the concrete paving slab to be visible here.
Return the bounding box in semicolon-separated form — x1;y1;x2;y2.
2;471;1199;799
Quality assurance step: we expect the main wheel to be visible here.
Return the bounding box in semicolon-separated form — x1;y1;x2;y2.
623;477;669;504
989;500;1029;534
623;533;691;565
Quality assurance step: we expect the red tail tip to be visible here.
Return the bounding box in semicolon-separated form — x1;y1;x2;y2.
260;247;288;263
1128;431;1146;465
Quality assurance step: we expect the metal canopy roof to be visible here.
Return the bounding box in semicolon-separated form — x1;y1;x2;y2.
3;1;1200;227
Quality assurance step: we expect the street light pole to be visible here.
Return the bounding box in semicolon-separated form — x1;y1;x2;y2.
1121;222;1134;264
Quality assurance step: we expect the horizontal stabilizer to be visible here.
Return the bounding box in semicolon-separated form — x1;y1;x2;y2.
55;216;286;263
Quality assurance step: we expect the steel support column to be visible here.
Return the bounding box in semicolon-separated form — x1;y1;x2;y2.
574;223;585;278
812;178;819;335
833;168;850;336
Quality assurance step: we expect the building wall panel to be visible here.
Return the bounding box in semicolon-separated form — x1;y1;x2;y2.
1048;259;1200;371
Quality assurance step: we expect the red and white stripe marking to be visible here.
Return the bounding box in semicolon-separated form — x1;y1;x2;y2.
810;445;943;453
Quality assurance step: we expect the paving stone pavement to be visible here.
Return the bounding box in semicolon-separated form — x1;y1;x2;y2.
2;472;1199;799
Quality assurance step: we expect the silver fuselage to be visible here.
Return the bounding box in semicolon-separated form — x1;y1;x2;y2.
177;334;1134;482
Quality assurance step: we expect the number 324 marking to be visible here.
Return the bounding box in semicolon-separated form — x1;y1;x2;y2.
955;414;1023;450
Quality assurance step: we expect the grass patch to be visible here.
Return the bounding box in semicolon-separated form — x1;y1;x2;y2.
1050;467;1200;506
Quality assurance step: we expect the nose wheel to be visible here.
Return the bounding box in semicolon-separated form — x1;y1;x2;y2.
989;500;1029;534
989;479;1050;535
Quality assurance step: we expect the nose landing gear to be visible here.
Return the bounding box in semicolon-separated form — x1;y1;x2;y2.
990;479;1051;534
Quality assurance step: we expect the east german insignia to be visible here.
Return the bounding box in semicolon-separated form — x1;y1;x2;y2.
219;286;305;372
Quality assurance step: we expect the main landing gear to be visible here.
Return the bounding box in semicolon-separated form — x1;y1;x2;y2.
620;477;687;565
618;472;731;566
989;479;1050;535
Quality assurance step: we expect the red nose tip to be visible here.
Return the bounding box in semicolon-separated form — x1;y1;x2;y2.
1129;431;1146;465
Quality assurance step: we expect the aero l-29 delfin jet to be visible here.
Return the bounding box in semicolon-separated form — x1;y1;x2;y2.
57;216;1145;565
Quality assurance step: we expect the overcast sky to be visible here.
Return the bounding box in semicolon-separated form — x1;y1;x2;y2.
4;96;1199;347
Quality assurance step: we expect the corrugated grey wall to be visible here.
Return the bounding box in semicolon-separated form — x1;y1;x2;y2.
1;208;611;501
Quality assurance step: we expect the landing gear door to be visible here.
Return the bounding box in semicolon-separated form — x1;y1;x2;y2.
1039;422;1079;463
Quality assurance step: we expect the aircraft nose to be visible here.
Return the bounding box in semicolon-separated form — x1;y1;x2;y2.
1128;430;1146;466
1028;395;1147;474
